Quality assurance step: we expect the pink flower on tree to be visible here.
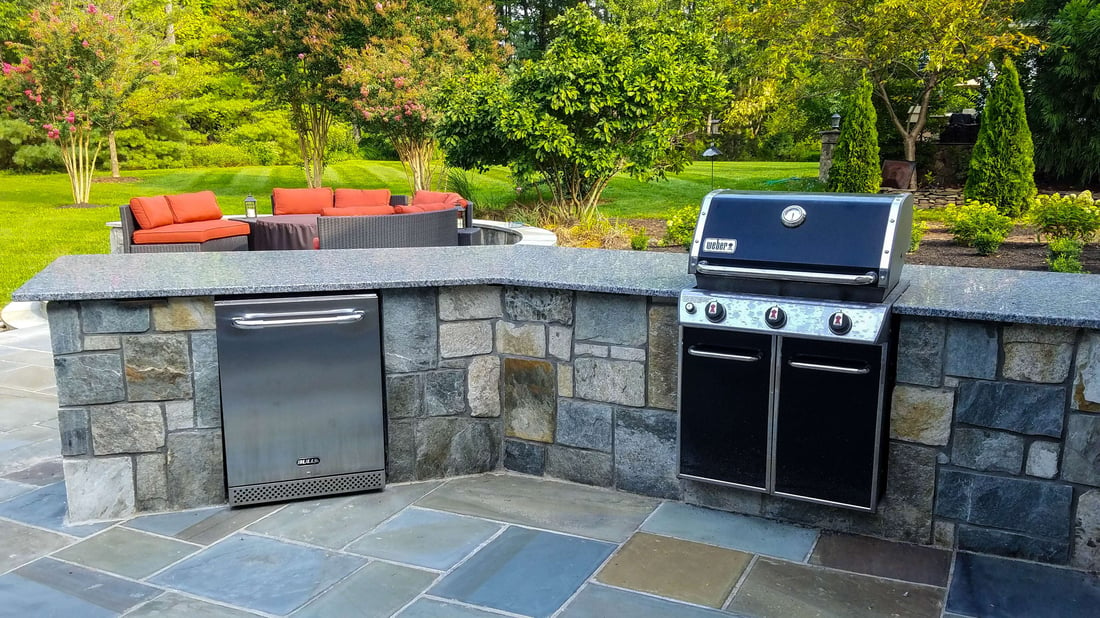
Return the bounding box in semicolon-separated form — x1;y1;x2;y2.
151;60;160;67
1;63;12;75
297;53;305;60
87;4;97;14
47;129;60;140
66;111;76;123
374;2;383;11
82;40;89;47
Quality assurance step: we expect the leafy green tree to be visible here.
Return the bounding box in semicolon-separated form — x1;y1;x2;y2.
828;78;880;192
440;4;724;221
2;1;160;204
964;58;1036;217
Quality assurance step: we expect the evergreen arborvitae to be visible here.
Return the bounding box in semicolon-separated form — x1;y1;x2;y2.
827;78;881;193
964;58;1037;217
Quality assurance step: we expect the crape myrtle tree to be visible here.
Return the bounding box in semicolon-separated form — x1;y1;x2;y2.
439;2;724;221
964;57;1036;217
341;0;506;192
827;77;880;193
2;1;160;204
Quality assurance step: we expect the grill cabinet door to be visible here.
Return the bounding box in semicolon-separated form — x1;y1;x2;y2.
679;328;772;490
774;337;885;509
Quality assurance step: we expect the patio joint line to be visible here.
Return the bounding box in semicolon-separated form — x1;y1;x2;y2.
40;553;173;591
419;594;532;617
723;553;759;611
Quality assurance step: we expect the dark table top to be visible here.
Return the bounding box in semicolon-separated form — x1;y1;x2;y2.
250;215;319;251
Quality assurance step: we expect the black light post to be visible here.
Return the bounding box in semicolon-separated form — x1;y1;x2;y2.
702;145;722;190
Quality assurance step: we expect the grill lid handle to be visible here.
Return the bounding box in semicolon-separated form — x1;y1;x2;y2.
694;262;878;286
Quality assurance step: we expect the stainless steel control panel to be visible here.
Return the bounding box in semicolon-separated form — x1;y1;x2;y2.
680;289;890;344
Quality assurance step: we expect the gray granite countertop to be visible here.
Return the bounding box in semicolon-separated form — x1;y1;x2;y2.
13;246;1100;329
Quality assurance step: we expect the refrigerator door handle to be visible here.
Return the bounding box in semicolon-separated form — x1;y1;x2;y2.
231;311;365;329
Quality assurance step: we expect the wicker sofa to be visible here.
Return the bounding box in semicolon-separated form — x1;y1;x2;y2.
316;207;463;249
120;191;250;254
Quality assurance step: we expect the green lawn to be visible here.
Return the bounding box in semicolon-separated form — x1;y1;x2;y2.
0;160;818;306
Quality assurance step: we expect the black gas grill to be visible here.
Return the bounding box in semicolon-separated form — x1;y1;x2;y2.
678;190;913;512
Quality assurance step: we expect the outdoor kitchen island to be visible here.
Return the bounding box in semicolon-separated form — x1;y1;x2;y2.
12;244;1100;574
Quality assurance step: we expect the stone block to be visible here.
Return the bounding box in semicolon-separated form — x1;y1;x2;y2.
504;439;546;476
1073;332;1100;412
504;287;573;324
890;385;954;446
1026;441;1060;479
439;321;493;359
876;442;938;543
386;420;416;483
555;399;613;452
574;357;645;407
503;358;556;442
167;430;226;509
386;374;422;418
164;401;195;430
90;403;165;455
955;381;1065;437
382;289;438;372
63;457;135;522
425;369;466;417
438;286;502;321
135;453;168;512
58;407;89;456
55;353;125;406
933;520;956;548
647;304;678;411
614;408;680;500
153;297;214;331
46;301;81;354
1073;489;1100;571
467;356;501;418
548;325;572;361
935;469;1072;539
957;525;1069;565
190;331;220;428
1063;414;1100;486
496;322;546;357
82;300;150;333
574;343;609;357
609;346;645;361
951;428;1025;474
574;293;646;345
123;334;192;401
896;318;945;387
83;335;120;351
944;321;998;379
557;363;573;397
545;445;613;487
415;418;499;479
1003;324;1077;384
681;479;764;516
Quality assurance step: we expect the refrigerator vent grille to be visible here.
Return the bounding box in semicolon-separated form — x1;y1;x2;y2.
229;470;385;506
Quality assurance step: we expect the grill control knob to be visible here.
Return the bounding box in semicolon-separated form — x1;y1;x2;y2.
828;311;852;335
704;300;726;323
765;305;787;329
685;302;696;314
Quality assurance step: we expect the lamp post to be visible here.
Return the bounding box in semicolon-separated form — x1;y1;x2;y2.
244;194;257;218
830;113;841;130
702;145;722;190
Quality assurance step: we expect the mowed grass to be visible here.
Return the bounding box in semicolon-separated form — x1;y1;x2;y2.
0;160;817;306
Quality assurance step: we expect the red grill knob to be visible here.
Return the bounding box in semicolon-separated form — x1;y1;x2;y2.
829;311;852;335
704;300;726;323
765;305;787;329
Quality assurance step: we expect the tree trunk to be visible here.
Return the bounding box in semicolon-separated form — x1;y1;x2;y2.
60;131;101;204
292;103;330;188
108;131;120;178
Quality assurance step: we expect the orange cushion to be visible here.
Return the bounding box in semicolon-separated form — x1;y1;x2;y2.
321;206;395;216
166;191;223;223
412;190;466;208
129;196;175;229
334;188;391;208
395;202;458;214
273;187;333;215
132;219;249;244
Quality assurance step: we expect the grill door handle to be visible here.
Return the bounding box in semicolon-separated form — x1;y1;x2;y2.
788;360;870;375
687;346;761;362
231;311;365;329
695;263;878;286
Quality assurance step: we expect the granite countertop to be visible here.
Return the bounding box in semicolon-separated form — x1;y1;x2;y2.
13;246;1100;329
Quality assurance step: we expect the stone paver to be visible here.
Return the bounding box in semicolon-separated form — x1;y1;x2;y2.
641;502;819;561
53;526;199;579
346;506;502;570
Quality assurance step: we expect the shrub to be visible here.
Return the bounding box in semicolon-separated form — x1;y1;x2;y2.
188;143;253;167
944;200;1014;255
630;230;650;251
1047;237;1087;273
1028;191;1100;242
665;204;700;248
909;220;928;253
553;216;631;249
963;58;1036;217
827;78;880;193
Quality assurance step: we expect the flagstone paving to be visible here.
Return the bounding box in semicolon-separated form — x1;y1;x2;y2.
2;323;1100;617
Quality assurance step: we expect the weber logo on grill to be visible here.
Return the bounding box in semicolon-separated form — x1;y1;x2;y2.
703;238;738;254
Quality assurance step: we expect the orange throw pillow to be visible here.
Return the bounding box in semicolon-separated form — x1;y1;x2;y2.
166;191;223;223
129;196;175;229
334;188;391;208
321;206;395;216
395;202;457;214
411;190;466;208
273;187;333;215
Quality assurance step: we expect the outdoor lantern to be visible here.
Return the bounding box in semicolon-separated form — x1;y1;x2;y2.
830;113;841;129
244;194;257;218
702;144;722;190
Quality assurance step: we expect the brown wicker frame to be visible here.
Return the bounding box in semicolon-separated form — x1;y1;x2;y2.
119;205;249;254
316;207;461;249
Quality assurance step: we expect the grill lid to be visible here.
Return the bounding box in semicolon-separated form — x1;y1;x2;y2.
689;190;912;300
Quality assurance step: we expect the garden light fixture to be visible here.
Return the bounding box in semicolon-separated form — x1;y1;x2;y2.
244;194;257;218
